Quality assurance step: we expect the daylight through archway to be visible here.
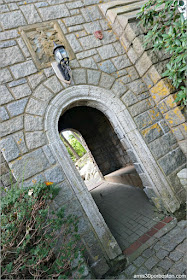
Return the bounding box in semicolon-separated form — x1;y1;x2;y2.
58;105;165;250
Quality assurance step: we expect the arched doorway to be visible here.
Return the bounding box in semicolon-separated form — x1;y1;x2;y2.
45;85;179;255
59;106;133;176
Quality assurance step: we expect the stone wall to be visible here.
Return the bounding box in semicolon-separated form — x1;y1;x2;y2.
0;0;186;277
99;0;187;203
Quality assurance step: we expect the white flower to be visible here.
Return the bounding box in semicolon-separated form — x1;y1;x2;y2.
28;189;34;196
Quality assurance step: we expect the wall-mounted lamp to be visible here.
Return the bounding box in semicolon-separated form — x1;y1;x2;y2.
51;42;71;84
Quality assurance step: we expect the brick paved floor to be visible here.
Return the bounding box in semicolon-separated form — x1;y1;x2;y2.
114;220;187;279
91;181;165;250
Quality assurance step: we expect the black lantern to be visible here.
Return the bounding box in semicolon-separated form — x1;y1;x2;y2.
53;42;71;82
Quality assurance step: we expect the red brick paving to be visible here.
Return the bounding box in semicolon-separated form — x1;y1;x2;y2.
162;216;173;223
123;217;173;256
154;221;166;230
138;234;150;243
146;227;158;237
123;240;142;256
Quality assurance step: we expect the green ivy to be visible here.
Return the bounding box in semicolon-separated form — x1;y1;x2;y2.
137;0;187;107
1;182;85;279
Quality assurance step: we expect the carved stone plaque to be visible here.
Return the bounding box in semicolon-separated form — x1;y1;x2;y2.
19;21;75;70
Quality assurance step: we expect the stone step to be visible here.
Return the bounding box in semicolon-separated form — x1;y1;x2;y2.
104;165;143;188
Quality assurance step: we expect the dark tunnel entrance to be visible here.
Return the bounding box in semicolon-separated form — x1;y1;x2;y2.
57;105;163;251
58;106;132;176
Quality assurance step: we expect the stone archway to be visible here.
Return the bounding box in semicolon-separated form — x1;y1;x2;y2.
38;82;184;264
45;86;180;239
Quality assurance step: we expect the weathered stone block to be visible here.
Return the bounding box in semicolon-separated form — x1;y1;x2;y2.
11;83;32;99
0;29;18;41
0;136;20;162
101;30;117;45
72;69;87;84
17;37;30;58
0;68;12;84
99;72;115;89
10;60;37;79
12;131;28;154
80;57;98;69
158;148;186;176
142;123;163;143
120;33;131;51
87;70;101;85
112;54;131;70
54;181;74;205
22;173;46;189
113;41;126;55
0;106;9;121
150;80;171;103
158;258;173;271
66;1;83;9
79;34;102;50
35;2;48;8
44;165;65;183
1;116;23;138
84;21;101;34
148;65;162;84
6;97;28;117
121;90;138;107
164;107;186;127
127;47;138;64
160;120;170;134
20;4;42;24
33;84;54;102
97;44;117;60
9;149;50;180
149;132;177;159
148;107;162;123
25;131;47;150
28;72;46;89
98;60;116;74
26;98;47;116
144;256;159;270
64;15;85;27
38;4;70;20
1;4;9;12
0;40;17;48
76;49;97;60
119;75;131;84
81;5;102;21
129;98;153;117
135;52;152;77
42;145;56;165
69;59;80;68
0;85;14;105
158;101;168;114
142;73;154;89
0;46;24;67
8;78;27;88
111;79;127;98
66;33;83;53
134;111;152;129
172;127;184;141
90;257;110;278
8;3;19;10
0;11;26;29
24;114;43;132
127;79;148;95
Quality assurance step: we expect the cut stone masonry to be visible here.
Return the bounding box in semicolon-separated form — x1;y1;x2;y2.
0;0;186;277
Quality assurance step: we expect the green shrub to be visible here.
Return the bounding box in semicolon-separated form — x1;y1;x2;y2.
1;182;84;279
137;0;187;107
